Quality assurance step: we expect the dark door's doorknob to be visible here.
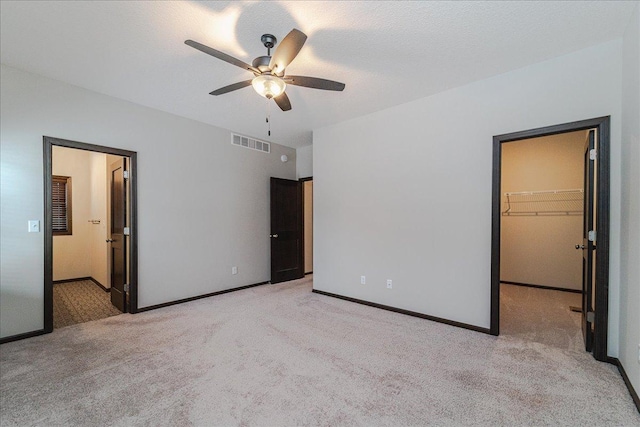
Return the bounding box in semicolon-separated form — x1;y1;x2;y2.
575;244;585;250
106;239;114;243
270;234;279;238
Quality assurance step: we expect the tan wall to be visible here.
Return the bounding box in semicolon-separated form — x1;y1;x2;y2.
304;180;313;273
501;131;586;290
89;152;108;287
52;147;108;283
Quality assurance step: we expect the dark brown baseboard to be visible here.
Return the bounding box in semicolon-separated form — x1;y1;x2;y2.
89;277;109;292
500;281;581;294
0;329;47;345
137;281;269;313
606;357;640;413
53;276;92;284
312;289;490;334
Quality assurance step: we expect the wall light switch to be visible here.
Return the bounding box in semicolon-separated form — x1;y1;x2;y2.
386;279;393;289
232;266;238;275
361;276;366;284
28;220;40;233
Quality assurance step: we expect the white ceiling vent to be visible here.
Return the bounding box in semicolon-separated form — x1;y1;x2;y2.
231;133;270;153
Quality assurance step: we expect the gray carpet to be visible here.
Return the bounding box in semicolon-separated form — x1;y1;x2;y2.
53;280;122;329
1;276;638;426
500;283;583;351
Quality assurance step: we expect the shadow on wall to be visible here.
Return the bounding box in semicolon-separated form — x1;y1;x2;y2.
0;292;44;337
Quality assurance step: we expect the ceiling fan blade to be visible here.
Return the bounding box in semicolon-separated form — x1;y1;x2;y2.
285;76;345;91
209;80;253;96
185;40;259;74
269;29;307;75
274;92;292;111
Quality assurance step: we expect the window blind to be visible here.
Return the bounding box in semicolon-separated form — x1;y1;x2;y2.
52;176;71;234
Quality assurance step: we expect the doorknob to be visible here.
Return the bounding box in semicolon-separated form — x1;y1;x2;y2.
575;244;585;250
270;234;279;238
106;239;114;243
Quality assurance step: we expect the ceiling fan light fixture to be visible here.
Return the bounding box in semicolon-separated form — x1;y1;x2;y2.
252;74;286;99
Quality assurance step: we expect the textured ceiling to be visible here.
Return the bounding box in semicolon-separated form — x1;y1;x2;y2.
1;1;636;148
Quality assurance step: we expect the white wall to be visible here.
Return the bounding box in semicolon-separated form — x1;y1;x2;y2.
313;41;622;353
619;4;640;394
0;65;296;338
501;132;585;290
296;145;313;179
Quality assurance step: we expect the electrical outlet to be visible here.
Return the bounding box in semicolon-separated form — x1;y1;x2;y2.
361;276;366;284
386;279;393;289
232;266;238;275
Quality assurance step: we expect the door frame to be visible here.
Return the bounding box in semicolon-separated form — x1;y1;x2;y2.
108;157;128;312
491;116;610;361
43;136;139;333
300;176;313;275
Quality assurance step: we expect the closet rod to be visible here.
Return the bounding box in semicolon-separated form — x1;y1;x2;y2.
504;189;583;196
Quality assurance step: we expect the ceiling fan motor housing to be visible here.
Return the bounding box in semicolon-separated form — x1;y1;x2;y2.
252;56;272;73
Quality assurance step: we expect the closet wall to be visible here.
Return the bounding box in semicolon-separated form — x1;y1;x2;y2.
501;131;586;290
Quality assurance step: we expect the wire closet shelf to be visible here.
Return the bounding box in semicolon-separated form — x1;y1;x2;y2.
502;189;584;216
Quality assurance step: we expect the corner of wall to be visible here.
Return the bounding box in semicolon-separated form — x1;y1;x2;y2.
296;145;313;179
618;0;640;395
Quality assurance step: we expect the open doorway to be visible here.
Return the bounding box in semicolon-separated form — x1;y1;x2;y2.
491;117;610;362
51;146;120;327
269;176;312;284
499;130;586;351
302;177;313;275
44;137;138;333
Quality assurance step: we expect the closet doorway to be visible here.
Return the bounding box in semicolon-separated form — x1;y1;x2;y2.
499;130;586;352
491;117;610;362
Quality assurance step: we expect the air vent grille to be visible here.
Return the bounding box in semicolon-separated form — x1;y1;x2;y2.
231;133;270;153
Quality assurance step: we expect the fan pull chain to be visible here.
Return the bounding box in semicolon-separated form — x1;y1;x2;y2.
266;98;272;136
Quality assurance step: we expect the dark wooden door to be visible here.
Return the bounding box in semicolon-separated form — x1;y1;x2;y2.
581;130;596;351
270;177;304;284
110;158;127;312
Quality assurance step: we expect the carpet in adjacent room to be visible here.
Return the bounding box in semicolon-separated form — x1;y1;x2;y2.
53;280;122;328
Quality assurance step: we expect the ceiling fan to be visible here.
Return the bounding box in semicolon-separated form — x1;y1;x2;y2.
185;29;345;112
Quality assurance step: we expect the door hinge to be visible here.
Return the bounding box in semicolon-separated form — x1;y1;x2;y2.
587;311;595;323
124;283;130;293
124;227;130;236
588;230;596;242
589;149;597;160
123;170;130;179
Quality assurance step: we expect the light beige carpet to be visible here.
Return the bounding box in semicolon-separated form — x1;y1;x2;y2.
1;276;638;426
53;280;122;329
500;283;583;351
